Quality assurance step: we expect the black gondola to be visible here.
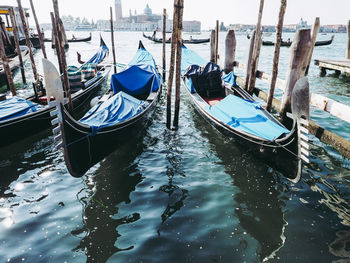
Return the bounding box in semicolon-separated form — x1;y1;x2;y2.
43;41;162;177
247;34;334;47
181;45;310;182
44;32;92;43
0;36;110;148
143;33;210;44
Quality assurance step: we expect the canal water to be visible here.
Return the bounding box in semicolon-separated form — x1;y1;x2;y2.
0;31;349;262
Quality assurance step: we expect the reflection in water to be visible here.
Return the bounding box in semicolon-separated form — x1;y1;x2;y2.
72;129;148;262
329;230;350;263
192;112;287;262
158;130;188;231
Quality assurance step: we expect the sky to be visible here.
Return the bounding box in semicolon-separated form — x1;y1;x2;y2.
2;0;350;29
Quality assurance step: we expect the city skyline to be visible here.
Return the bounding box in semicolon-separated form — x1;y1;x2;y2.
1;0;350;29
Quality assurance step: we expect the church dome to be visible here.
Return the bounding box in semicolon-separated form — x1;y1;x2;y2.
144;4;152;15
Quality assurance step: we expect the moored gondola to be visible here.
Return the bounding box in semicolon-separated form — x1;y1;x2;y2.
43;41;162;177
247;34;334;47
44;32;92;43
181;45;310;182
143;32;210;44
0;36;110;148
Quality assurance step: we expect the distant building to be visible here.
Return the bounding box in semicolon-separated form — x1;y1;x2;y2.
115;0;122;22
97;2;201;32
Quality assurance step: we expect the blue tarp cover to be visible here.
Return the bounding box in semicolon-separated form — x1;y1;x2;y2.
80;91;145;130
0;96;43;122
111;64;161;95
87;43;109;64
223;72;237;86
129;47;158;68
181;45;207;73
206;95;289;141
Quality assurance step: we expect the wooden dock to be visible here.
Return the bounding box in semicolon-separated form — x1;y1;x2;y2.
314;59;350;75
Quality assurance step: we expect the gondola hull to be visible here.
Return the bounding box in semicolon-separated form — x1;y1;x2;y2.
183;84;300;180
0;67;110;148
60;89;160;177
143;33;210;44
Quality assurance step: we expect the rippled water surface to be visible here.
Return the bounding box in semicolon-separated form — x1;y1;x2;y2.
1;31;350;262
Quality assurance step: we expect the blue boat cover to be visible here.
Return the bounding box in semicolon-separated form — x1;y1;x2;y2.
223;72;237;86
86;42;109;64
181;45;206;73
0;96;43;122
128;47;158;68
111;64;161;95
80;91;145;130
206;95;289;141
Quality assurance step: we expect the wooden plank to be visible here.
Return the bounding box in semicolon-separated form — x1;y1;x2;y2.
317;61;350;74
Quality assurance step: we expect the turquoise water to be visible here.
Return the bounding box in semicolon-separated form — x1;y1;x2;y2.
0;31;349;262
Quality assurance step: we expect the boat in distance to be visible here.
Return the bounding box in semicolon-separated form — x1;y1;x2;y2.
181;44;310;182
143;33;210;44
43;41;162;177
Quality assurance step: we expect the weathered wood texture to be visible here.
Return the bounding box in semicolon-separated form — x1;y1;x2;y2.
210;30;216;63
280;28;311;119
347;20;350;59
173;0;184;128
247;0;264;94
17;0;39;82
305;17;320;75
0;25;16;95
224;30;236;74
315;59;350;74
29;0;47;59
9;7;26;84
235;60;350;124
110;7;117;74
166;0;179;128
50;12;63;74
266;0;286;112
215;20;219;64
236;75;350;159
245;29;256;91
52;0;72;111
162;8;166;80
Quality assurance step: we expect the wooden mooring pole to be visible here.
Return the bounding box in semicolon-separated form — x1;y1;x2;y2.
50;12;63;75
9;7;26;84
166;0;179;129
248;0;264;94
224;29;236;74
305;17;320;75
347;20;350;59
52;0;72;111
280;28;311;122
0;26;16;95
245;30;256;91
210;30;216;63
266;0;286;112
29;0;47;59
215;20;219;64
17;0;39;83
173;0;184;128
162;8;166;80
110;7;117;74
